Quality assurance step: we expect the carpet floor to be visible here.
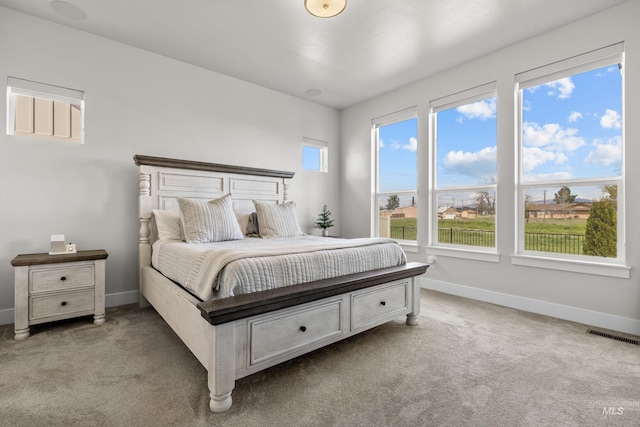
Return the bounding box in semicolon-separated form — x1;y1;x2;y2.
1;289;638;427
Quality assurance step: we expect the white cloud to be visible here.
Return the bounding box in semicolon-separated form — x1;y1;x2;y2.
456;98;496;120
402;137;417;152
600;109;621;129
521;146;568;172
568;111;582;122
545;77;575;99
522;171;573;183
523;122;586;152
383;137;417;152
585;136;621;166
443;146;496;179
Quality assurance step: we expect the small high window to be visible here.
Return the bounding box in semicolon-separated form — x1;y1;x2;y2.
7;77;84;143
302;137;328;172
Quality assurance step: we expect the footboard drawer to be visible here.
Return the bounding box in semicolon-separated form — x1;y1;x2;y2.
250;298;345;366
351;280;410;332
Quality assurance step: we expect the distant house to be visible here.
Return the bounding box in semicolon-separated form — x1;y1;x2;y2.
438;206;458;219
527;202;593;219
395;205;417;219
461;209;477;219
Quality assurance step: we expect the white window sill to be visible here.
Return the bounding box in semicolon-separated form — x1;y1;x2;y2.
511;254;630;279
398;242;419;253
426;246;500;263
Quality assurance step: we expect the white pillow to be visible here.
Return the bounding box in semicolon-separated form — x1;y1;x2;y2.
253;200;304;238
178;195;244;243
152;209;183;241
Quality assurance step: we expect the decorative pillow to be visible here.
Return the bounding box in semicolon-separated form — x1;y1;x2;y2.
246;212;260;236
178;195;244;243
253;200;304;238
234;211;260;237
152;209;183;241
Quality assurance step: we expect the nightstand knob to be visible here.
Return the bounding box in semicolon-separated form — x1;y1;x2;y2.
299;326;307;332
61;301;67;306
60;276;67;281
380;301;386;306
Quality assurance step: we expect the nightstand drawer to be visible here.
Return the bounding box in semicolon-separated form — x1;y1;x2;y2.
30;264;94;293
29;289;95;321
250;299;344;366
351;281;409;331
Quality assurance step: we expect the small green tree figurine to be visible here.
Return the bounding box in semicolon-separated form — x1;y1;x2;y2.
315;205;335;236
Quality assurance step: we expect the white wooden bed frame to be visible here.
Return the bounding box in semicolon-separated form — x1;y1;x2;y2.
135;155;428;413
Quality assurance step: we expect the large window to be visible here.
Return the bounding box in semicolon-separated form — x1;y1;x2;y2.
373;109;417;242
430;83;497;251
516;44;624;266
7;77;84;143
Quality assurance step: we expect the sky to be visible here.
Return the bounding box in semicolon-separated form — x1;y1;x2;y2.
378;63;623;205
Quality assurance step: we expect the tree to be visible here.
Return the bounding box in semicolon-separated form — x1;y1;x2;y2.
476;176;496;215
386;195;400;211
314;205;335;231
524;193;536;223
601;184;617;204
583;200;616;257
554;186;577;219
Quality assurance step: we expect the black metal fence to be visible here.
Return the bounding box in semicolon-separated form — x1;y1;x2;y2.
391;226;586;255
390;226;417;240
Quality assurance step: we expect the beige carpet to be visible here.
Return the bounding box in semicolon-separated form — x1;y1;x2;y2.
1;289;638;427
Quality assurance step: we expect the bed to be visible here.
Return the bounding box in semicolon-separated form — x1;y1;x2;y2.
134;154;428;412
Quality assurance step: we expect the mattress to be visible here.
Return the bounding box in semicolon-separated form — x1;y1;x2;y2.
151;235;407;300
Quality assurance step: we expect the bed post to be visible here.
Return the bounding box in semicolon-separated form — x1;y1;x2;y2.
405;276;421;326
283;178;290;202
138;166;152;307
208;322;235;412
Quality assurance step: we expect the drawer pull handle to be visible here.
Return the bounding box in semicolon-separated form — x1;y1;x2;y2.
61;301;68;306
380;301;386;306
60;276;67;281
299;326;307;332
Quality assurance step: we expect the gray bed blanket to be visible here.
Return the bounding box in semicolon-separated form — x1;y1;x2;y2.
151;235;407;300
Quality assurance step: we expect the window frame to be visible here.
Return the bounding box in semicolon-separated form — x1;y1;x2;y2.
513;43;628;277
6;77;85;143
372;107;418;247
428;82;498;258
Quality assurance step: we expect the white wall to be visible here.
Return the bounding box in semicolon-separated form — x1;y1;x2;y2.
0;8;341;323
340;1;640;335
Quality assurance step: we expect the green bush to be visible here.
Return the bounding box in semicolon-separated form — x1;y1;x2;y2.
583;201;616;257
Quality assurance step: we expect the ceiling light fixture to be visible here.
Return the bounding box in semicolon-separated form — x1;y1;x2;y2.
305;0;347;18
50;1;87;20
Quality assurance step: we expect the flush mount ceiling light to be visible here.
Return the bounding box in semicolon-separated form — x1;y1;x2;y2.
305;0;347;18
50;0;87;20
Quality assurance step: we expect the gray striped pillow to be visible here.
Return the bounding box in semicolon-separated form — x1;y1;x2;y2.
253;200;304;238
178;195;244;243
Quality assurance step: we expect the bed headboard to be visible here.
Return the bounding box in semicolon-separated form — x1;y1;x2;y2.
134;155;295;277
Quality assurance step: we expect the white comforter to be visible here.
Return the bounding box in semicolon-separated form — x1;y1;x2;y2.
151;235;406;300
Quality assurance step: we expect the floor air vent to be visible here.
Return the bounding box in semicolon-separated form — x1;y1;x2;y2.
587;329;640;346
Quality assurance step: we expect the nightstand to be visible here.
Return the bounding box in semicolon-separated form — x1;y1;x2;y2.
11;249;108;340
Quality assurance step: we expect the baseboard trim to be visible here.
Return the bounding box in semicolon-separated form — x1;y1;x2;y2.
105;290;139;308
421;277;640;336
0;308;13;327
0;290;140;326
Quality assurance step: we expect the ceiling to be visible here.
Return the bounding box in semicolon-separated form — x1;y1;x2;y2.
0;0;629;109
